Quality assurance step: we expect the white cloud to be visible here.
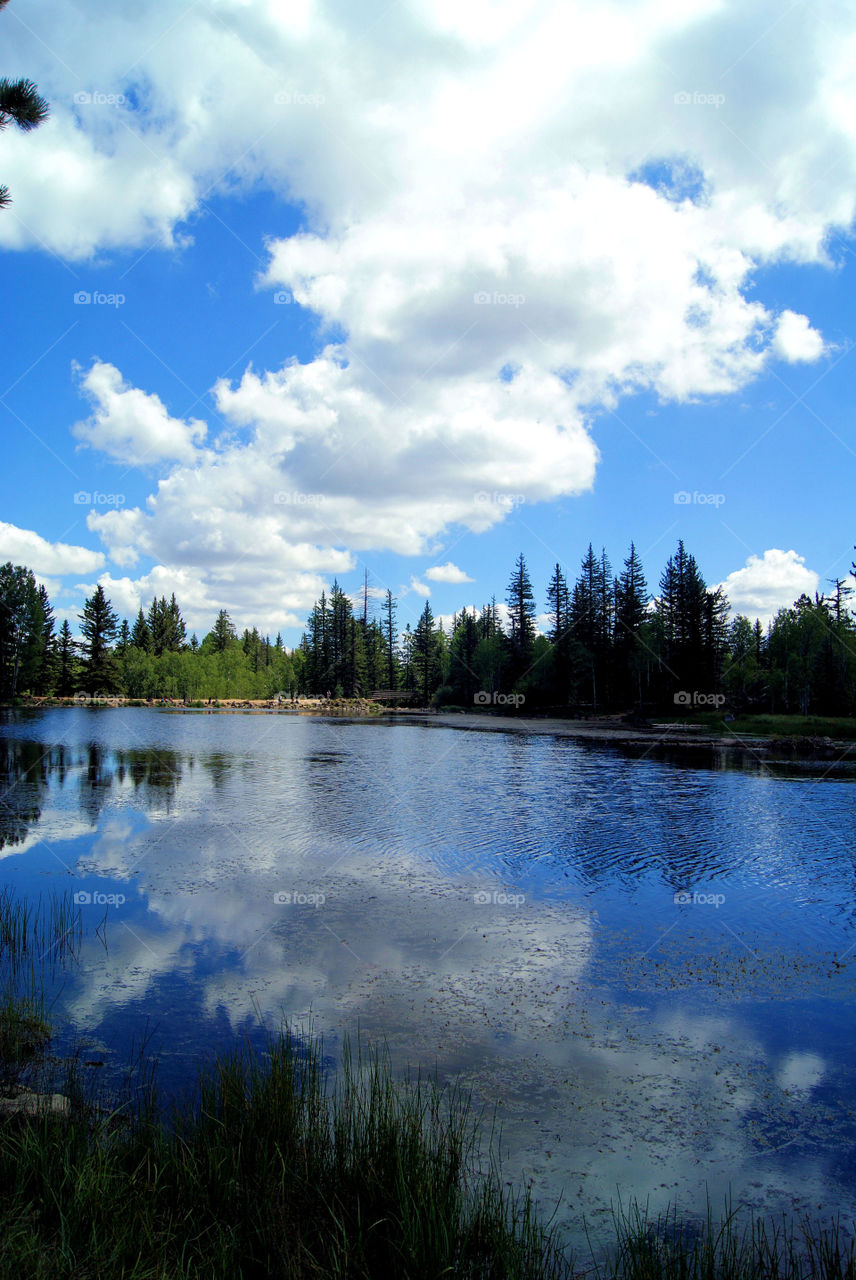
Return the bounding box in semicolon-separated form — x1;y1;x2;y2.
73;361;207;467
3;0;853;617
0;521;105;576
408;577;431;599
772;311;825;364
86;563;328;635
719;549;819;625
425;563;474;584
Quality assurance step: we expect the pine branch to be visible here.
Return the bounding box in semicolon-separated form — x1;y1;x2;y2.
0;77;50;130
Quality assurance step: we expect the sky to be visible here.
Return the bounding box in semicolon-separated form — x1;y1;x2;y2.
1;0;855;644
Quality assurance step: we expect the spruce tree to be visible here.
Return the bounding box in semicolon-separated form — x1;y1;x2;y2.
412;600;440;705
56;619;78;696
131;608;151;652
0;562;41;698
383;590;398;689
79;585;121;693
546;562;571;704
505;553;536;685
614;542;649;706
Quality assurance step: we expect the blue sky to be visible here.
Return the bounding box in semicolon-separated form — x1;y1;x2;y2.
1;0;854;643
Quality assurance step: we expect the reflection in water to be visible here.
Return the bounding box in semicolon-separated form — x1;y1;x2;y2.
0;737;186;849
0;741;76;849
0;707;855;1244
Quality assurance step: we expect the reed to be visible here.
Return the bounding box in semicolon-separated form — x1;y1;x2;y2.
0;890;854;1279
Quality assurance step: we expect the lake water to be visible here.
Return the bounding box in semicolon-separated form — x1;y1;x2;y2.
2;706;856;1248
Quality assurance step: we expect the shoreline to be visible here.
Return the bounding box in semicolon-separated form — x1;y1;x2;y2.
8;698;856;760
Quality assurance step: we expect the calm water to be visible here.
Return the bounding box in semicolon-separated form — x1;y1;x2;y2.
2;706;856;1245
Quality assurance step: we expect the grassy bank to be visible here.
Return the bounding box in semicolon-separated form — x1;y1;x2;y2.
1;892;855;1278
653;713;856;741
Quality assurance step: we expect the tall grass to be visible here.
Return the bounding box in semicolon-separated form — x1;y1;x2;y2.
0;1027;573;1279
0;890;854;1278
0;887;80;1095
588;1199;856;1280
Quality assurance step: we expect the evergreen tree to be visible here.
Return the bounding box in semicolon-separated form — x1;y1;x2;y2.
569;545;612;709
79;585;121;693
614;542;649;706
0;24;50;211
0;562;42;698
399;623;415;694
383;590;398;689
116;618;131;656
211;609;237;653
546;562;572;704
33;583;58;695
412;600;441;704
131;608;151;652
56;619;78;696
505;553;536;685
448;609;481;704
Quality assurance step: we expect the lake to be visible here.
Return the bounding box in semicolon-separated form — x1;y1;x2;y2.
2;706;856;1248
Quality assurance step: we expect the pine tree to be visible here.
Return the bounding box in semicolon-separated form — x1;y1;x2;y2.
56;619;78;696
79;585;121;693
614;542;649;706
211;609;237;653
569;545;612;709
0;562;42;698
131;608;151;652
449;609;480;704
505;553;536;685
116;618;131;656
33;583;58;695
546;562;572;704
0;22;50;211
412;600;440;704
383;590;398;689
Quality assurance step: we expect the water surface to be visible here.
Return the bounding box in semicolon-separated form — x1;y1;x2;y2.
2;707;855;1246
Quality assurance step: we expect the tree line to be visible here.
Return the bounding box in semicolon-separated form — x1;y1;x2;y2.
1;539;855;715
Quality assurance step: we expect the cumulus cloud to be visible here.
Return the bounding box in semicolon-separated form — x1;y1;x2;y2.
772;311;825;364
719;549;820;625
3;0;853;616
425;562;474;584
73;361;207;466
0;521;105;576
85;562;334;635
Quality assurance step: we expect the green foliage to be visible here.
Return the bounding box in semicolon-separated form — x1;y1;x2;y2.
0;31;50;211
78;584;121;694
0;562;44;699
4;536;856;716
